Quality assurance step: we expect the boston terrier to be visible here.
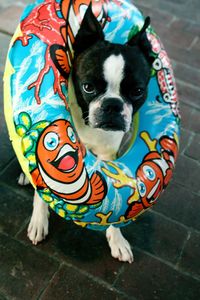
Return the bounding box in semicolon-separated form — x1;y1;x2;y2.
68;5;154;161
23;4;154;263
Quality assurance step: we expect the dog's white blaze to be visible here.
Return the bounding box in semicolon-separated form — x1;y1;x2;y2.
89;54;132;133
103;54;125;97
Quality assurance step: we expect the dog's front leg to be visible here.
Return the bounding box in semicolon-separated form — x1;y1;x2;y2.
27;191;49;245
106;225;134;263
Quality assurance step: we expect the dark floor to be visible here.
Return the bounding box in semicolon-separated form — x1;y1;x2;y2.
0;0;200;299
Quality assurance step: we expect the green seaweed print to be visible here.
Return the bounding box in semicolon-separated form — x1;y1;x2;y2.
15;112;50;171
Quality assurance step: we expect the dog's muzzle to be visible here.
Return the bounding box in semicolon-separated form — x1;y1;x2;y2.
89;98;128;131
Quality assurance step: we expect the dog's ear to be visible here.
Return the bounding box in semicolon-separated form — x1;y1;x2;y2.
127;17;155;65
73;3;104;57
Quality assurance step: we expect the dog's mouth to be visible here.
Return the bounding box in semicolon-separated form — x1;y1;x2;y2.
51;144;78;173
91;113;127;131
88;101;132;132
95;120;126;131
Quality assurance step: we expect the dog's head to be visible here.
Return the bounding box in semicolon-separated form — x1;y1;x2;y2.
58;5;154;133
71;5;154;133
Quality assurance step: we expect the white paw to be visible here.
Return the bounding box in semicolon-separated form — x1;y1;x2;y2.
27;192;49;245
18;172;30;186
106;226;134;264
27;213;49;245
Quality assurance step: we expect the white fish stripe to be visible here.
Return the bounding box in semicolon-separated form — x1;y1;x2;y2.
64;183;92;204
153;158;169;176
38;164;87;194
69;7;79;37
66;49;72;67
67;35;73;59
147;179;160;200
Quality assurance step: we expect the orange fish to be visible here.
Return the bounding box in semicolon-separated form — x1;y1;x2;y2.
125;136;178;219
32;119;107;204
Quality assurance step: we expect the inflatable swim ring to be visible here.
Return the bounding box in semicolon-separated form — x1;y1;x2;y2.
4;0;180;230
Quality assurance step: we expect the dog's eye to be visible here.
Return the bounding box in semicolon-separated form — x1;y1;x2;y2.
82;83;95;94
130;88;144;98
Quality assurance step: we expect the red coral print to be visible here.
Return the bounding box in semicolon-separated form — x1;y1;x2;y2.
16;0;67;104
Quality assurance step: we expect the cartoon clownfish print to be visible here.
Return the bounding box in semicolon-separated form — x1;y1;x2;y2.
125;135;178;219
32;119;107;205
135;136;178;208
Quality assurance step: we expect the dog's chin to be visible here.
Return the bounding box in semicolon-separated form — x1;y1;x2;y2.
92;121;126;132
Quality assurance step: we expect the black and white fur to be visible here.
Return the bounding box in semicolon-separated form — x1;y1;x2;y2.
23;4;154;263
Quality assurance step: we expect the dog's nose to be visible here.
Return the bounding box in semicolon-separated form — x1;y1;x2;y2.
102;98;123;114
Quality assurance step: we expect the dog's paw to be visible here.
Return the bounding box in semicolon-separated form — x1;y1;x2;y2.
18;172;30;186
27;213;49;245
106;226;134;264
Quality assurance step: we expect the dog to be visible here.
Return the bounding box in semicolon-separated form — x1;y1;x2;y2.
20;4;154;263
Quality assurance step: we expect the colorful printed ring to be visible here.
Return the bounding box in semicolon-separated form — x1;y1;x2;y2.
4;0;180;230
